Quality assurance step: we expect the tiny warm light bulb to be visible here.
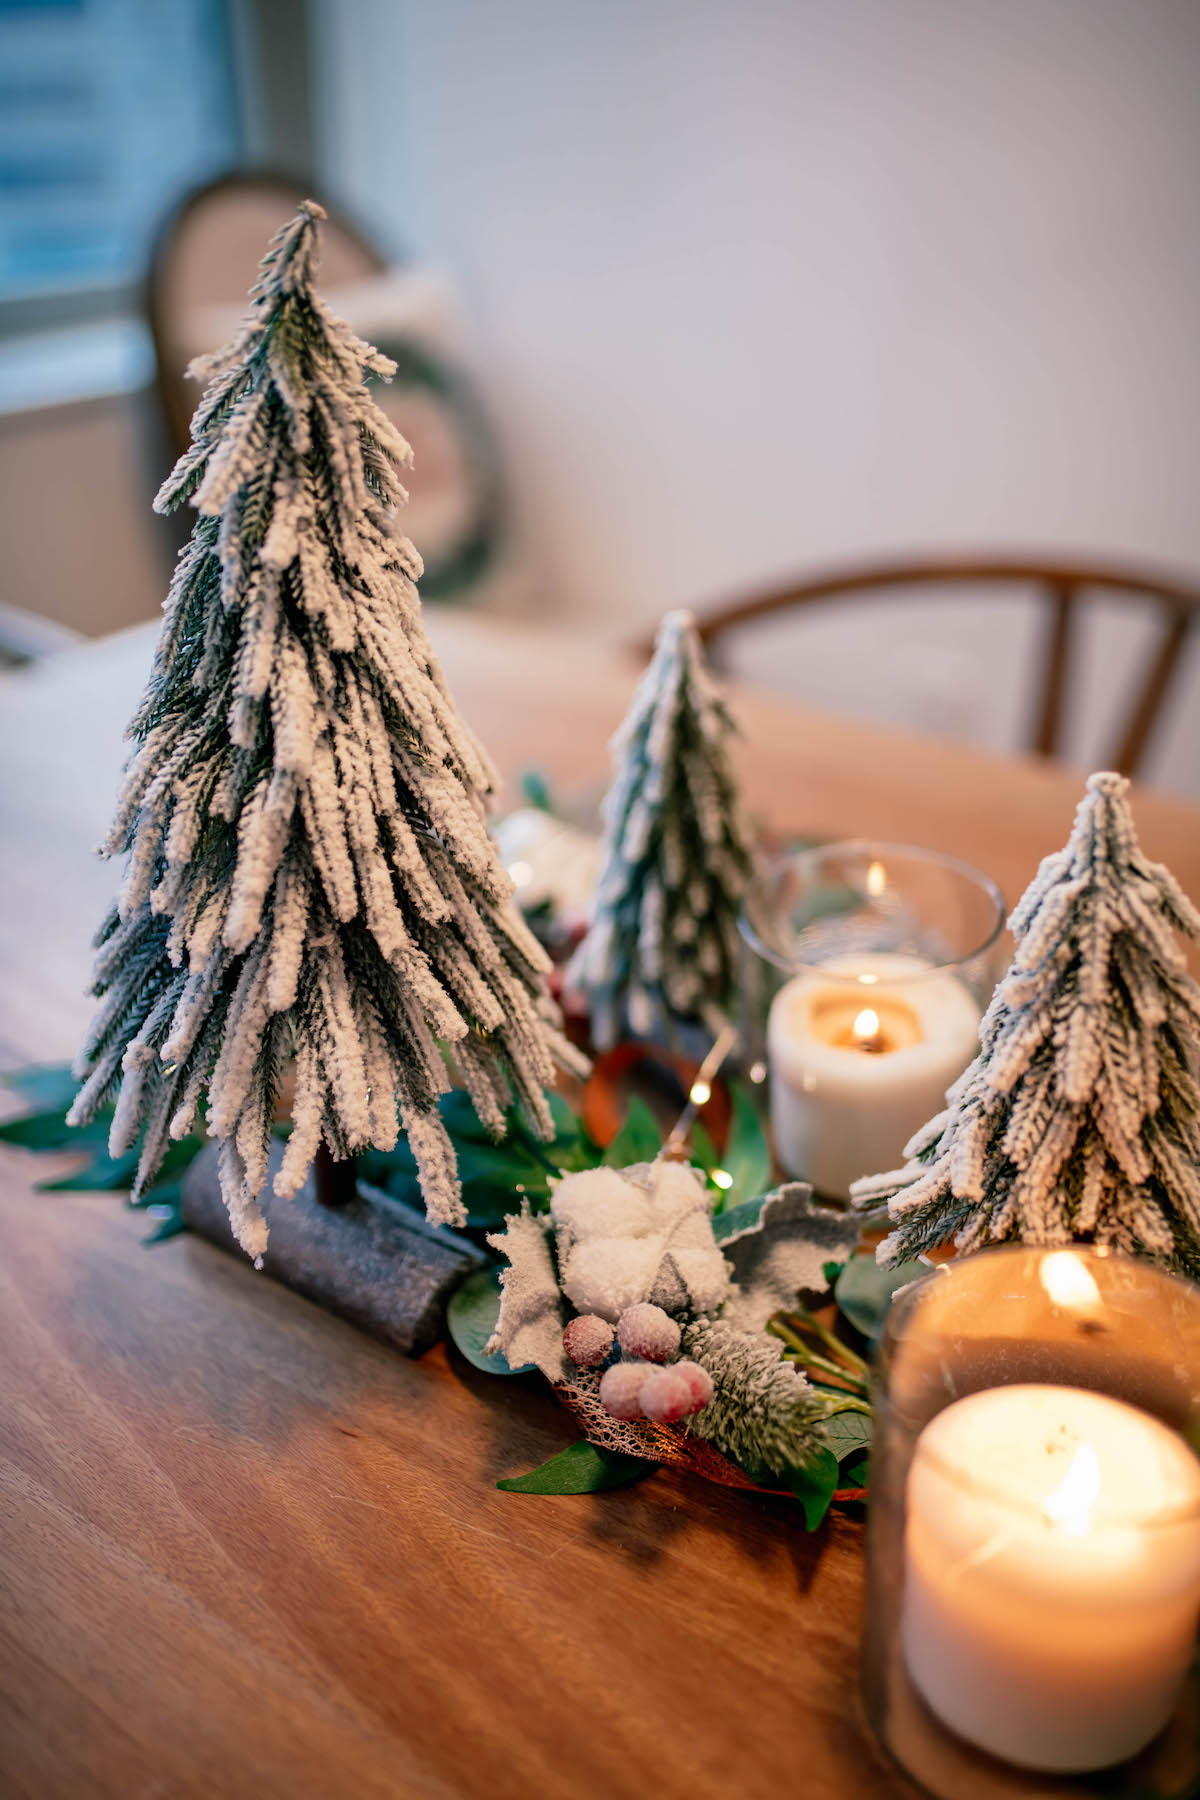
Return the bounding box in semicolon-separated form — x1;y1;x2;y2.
509;859;533;888
711;1168;734;1190
866;859;886;898
853;1007;881;1048
689;1079;712;1105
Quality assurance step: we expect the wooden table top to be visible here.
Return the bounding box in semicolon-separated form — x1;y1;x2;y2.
3;612;1199;1800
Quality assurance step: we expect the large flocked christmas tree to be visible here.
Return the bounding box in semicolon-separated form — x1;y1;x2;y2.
69;202;583;1260
567;609;755;1050
852;772;1200;1279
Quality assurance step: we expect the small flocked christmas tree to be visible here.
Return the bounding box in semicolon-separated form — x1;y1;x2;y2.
852;772;1200;1279
69;202;583;1260
567;609;756;1050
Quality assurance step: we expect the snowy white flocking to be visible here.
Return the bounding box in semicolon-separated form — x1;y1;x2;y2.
68;202;584;1260
550;1160;732;1322
852;772;1200;1279
567;609;756;1049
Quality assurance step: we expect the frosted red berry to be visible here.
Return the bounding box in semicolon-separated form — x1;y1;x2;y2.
562;1313;615;1370
672;1359;713;1413
598;1360;650;1420
637;1365;696;1424
616;1302;681;1364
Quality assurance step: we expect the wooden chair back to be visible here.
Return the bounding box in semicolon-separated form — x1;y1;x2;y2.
685;555;1200;777
145;171;387;459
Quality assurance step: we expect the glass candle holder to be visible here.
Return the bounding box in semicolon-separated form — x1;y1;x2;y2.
863;1247;1200;1799
738;842;1005;1200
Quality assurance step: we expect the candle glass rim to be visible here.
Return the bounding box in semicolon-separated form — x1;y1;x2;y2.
886;1248;1200;1532
739;838;1006;980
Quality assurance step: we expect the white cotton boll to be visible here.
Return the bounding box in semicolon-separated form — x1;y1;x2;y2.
559;1237;662;1323
650;1159;709;1225
667;1246;732;1316
549;1165;654;1242
665;1208;723;1252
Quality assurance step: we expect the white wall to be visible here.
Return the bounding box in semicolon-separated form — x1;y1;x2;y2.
312;0;1200;793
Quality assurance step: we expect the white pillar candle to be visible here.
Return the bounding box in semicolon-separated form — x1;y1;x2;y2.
766;951;980;1199
903;1383;1200;1773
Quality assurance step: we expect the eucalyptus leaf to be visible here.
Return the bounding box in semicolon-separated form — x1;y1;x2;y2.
447;1266;531;1374
520;769;555;814
835;1252;928;1340
793;882;863;931
838;1452;869;1490
361;1087;604;1224
817;1407;873;1462
437;1088;506;1145
0;1107;109;1152
136;1179;188;1242
718;1081;771;1211
689;1119;719;1175
1;1063;80;1113
497;1440;657;1495
603;1096;662;1167
785;1446;840;1530
38;1150;142;1192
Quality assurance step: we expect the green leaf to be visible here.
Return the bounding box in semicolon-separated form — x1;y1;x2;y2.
835;1252;928;1340
785;1446;840;1530
135;1179;188;1243
688;1118;719;1175
34;1130;207;1197
1;1063;80;1113
712;1194;767;1243
0;1106;108;1151
497;1440;657;1494
718;1081;771;1211
603;1096;662;1167
38;1149;142;1192
822;1259;846;1286
817;1407;873;1463
446;1266;531;1375
792;883;862;930
362;1087;605;1225
520;769;555;813
437;1087;505;1145
838;1452;869;1490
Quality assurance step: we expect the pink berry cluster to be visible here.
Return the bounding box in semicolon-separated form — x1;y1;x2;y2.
562;1302;713;1425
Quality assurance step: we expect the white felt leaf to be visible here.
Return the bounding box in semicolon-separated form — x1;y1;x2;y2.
485;1203;567;1379
719;1183;860;1334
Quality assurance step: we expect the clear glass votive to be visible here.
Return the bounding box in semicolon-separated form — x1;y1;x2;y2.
738;842;1005;1200
863;1246;1200;1799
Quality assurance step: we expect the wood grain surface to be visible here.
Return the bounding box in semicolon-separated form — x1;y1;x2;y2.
3;613;1199;1799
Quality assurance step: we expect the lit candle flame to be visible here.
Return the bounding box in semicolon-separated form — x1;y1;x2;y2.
1043;1445;1101;1535
853;1007;881;1048
866;860;886;897
1040;1251;1103;1313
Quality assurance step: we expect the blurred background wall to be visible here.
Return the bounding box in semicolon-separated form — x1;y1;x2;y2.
2;0;1199;790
